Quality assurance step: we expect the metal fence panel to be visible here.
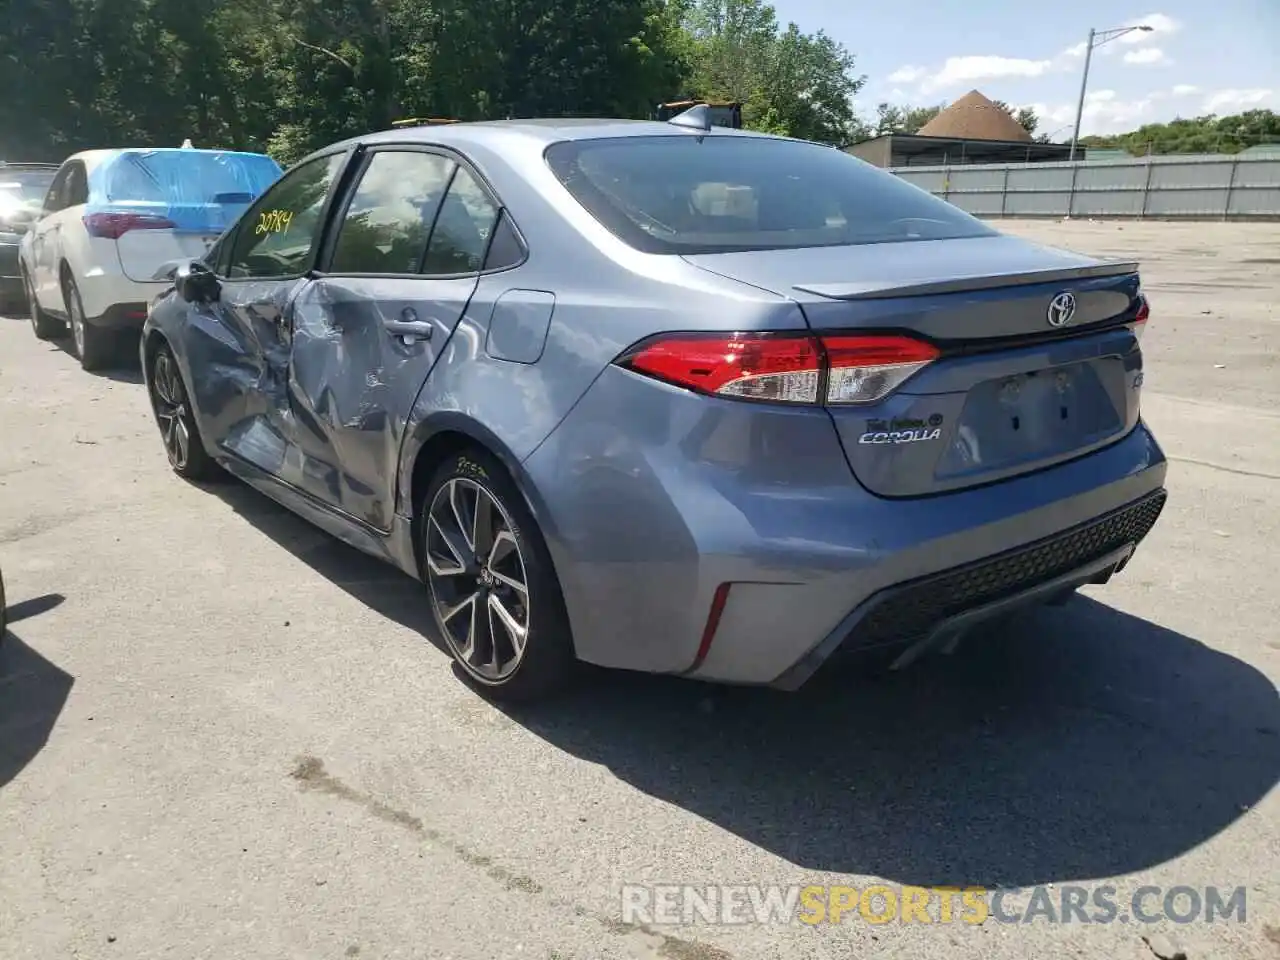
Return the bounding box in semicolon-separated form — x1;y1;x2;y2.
889;153;1280;219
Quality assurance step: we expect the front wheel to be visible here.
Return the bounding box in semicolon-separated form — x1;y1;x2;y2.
421;449;576;702
148;342;220;481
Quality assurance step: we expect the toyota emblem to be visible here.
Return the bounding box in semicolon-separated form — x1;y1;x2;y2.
1047;291;1077;327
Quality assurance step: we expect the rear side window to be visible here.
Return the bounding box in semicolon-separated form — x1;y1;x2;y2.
329;150;456;274
544;136;995;255
482;210;526;272
64;163;89;206
421;168;500;276
41;165;71;214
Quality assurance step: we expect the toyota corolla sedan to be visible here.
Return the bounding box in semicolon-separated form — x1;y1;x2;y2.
140;111;1167;701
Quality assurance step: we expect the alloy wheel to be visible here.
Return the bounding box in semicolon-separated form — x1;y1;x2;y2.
425;478;531;681
151;352;192;469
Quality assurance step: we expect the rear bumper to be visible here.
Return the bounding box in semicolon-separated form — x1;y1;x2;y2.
88;300;149;330
771;489;1166;689
74;270;168;327
522;364;1169;687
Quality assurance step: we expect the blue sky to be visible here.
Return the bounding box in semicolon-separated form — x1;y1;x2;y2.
770;0;1280;136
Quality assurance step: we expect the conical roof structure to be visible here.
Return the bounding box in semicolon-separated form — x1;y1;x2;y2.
917;90;1032;142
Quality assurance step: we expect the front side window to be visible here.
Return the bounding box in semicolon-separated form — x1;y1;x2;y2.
544;136;996;255
225;153;345;279
329;150;456;274
421;167;501;276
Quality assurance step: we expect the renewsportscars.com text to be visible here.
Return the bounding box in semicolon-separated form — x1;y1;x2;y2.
621;884;1247;927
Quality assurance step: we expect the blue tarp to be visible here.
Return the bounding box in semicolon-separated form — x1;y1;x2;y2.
87;148;282;233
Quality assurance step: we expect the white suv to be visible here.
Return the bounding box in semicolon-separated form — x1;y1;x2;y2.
19;147;281;369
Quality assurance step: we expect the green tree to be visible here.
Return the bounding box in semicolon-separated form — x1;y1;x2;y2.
1082;109;1280;155
682;0;866;142
0;0;873;163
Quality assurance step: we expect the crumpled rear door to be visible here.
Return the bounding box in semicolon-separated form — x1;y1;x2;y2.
284;274;480;531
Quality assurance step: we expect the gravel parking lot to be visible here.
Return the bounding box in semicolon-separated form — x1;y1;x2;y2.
1;220;1277;960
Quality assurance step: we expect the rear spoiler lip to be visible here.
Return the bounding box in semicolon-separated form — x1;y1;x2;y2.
793;260;1141;301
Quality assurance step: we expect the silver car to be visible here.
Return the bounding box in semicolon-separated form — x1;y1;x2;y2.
141;113;1167;701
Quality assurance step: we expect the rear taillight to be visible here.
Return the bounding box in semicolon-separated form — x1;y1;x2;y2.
617;332;940;405
83;212;176;240
823;335;941;404
1130;293;1150;340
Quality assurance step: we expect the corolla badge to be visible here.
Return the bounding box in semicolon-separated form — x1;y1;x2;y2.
1047;291;1077;327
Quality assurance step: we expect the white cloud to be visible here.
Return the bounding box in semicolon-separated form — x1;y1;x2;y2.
1123;47;1167;65
1096;13;1179;57
1202;88;1277;113
1118;12;1180;42
888;65;927;84
1062;41;1088;58
918;55;1054;94
1023;86;1278;138
1026;92;1157;137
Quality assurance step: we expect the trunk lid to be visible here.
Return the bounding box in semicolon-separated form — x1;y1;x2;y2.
683;234;1146;498
112;202;235;281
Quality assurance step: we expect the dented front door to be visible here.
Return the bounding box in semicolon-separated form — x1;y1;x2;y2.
186;151;350;484
282;151;502;531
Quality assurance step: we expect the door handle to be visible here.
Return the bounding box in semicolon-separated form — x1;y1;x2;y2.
384;319;434;341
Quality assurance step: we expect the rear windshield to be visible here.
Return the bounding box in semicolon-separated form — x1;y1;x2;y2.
98;150;282;205
0;168;56;204
544;135;995;255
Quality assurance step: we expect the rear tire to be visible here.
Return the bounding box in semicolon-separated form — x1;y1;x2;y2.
25;272;65;340
147;342;220;482
421;448;577;702
63;276;112;371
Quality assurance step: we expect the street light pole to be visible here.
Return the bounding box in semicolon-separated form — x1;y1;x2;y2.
1069;28;1096;162
1068;23;1154;162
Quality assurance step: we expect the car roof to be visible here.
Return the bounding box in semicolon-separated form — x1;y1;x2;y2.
316;117;783;160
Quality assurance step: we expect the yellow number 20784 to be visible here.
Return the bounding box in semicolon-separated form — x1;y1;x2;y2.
255;209;293;236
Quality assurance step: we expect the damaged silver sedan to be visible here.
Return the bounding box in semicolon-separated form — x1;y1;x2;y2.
141;116;1167;702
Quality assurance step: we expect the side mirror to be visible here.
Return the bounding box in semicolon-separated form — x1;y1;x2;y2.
175;260;221;304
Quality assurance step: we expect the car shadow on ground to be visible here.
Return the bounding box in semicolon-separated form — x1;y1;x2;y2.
209;479;1280;889
50;337;144;384
209;481;450;659
0;594;73;791
0;314;142;383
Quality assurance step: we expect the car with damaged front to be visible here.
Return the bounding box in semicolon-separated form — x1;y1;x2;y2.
139;109;1168;702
